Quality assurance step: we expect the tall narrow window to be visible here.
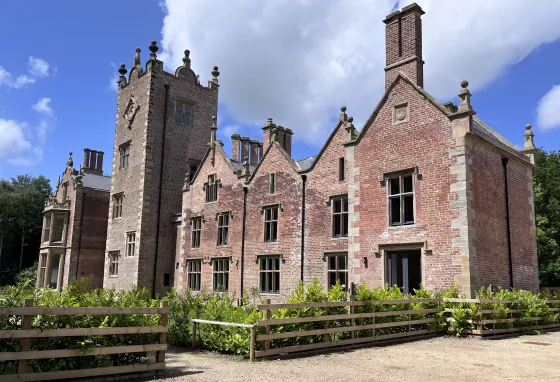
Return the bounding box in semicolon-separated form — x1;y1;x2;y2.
38;253;47;287
327;253;348;289
332;196;349;238
212;258;230;291
205;174;218;203
187;260;202;291
191;217;202;248
113;194;123;219
338;157;345;181
61;182;68;201
263;206;279;243
163;273;170;287
217;213;229;246
175;100;193;126
269;173;276;194
388;173;414;226
120;142;131;169
109;251;119;276
53;216;65;242
125;232;136;257
49;254;61;289
43;215;51;242
259;257;280;294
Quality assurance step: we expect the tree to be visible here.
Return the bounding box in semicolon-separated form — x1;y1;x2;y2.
0;175;51;285
534;149;560;286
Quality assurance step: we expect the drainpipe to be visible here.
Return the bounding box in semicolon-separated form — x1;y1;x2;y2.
300;175;307;282
240;186;248;301
501;157;514;288
75;191;86;280
152;84;170;298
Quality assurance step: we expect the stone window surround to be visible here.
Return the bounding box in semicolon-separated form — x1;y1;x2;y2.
36;249;64;291
269;172;276;195
125;231;136;257
379;167;422;228
261;203;282;243
216;211;231;247
338;157;345;181
112;193;124;219
328;194;349;239
190;216;203;249
109;251;120;277
119;141;131;170
42;212;69;245
203;174;220;203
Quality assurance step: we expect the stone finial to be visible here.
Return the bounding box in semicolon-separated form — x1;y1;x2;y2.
523;124;536;150
182;50;191;69
264;117;276;128
196;74;200;85
211;66;220;81
134;47;141;67
457;80;473;113
241;156;251;179
67;151;73;168
345;116;357;141
149;40;159;60
339;106;348;122
210;115;217;143
118;64;128;87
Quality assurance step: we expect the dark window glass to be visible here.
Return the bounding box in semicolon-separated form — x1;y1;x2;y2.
327;253;348;290
191;217;202;248
163;273;170;287
212;259;230;291
187;260;201;290
259;256;280;294
264;206;279;243
175;101;193;126
339;157;345;181
388;173;414;226
332;196;349;237
206;175;218;203
217;213;229;246
269;173;276;194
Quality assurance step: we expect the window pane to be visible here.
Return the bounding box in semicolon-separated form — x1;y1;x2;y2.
403;195;414;224
272;222;278;241
343;214;349;236
329;256;336;270
175;110;183;123
272;207;278;220
339;271;347;289
274;272;280;293
390;197;401;226
338;255;347;270
260;272;266;292
224;273;229;290
343;198;348;212
333;215;341;237
390;178;400;195
225;261;229;271
403;175;413;193
328;272;336;288
274;258;279;270
333;199;341;213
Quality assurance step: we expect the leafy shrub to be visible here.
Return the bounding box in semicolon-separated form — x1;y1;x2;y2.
0;278;160;375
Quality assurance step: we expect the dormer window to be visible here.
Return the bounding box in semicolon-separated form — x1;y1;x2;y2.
175;100;193;126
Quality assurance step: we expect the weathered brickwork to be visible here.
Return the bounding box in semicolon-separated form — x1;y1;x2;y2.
38;151;110;290
104;48;218;295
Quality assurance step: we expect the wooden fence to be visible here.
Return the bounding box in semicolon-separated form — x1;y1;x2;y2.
254;298;443;358
0;299;169;382
443;298;560;337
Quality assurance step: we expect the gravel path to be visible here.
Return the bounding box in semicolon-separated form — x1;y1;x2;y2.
156;331;560;382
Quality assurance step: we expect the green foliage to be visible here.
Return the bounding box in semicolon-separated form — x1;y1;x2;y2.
0;175;52;285
0;278;160;375
15;262;38;287
534;149;560;286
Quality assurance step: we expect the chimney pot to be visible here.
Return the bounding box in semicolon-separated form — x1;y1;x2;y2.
231;134;241;162
83;148;91;169
250;140;259;166
240;137;250;163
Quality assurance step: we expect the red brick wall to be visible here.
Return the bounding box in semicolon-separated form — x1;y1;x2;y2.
304;123;348;288
177;146;245;295
352;77;460;291
469;136;538;291
244;144;303;302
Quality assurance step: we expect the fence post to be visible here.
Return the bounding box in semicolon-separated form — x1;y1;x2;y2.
192;321;198;349
250;325;256;362
263;299;271;351
157;300;168;364
18;298;34;374
350;292;355;339
323;306;329;342
408;302;412;334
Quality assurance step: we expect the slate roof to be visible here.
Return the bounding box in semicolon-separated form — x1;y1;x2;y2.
472;117;518;151
230;159;257;173
295;156;316;171
81;173;112;191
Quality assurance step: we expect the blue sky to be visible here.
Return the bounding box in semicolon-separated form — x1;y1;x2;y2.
1;0;559;188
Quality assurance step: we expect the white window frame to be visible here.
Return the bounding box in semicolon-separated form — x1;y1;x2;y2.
113;194;123;219
125;231;136;257
109;251;119;277
387;173;415;227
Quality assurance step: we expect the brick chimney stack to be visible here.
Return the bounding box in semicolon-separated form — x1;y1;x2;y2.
384;3;425;90
240;137;250;163
249;140;259;166
231;134;241;162
82;148;104;175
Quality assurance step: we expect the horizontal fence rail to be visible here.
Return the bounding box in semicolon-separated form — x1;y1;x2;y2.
0;299;169;382
254;298;444;358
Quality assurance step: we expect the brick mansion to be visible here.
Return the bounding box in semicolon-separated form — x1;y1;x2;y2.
37;3;539;300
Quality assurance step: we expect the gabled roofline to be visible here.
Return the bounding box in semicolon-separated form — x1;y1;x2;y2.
188;142;241;187
247;140;301;184
300;119;352;174
348;72;452;146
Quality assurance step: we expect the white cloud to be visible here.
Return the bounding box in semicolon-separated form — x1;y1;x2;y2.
0;119;32;159
0;98;56;167
0;66;35;88
159;0;560;146
28;56;50;77
33;97;54;117
536;85;560;131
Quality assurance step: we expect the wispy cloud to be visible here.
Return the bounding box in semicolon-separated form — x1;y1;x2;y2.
536;85;560;131
33;97;54;117
0;56;51;89
28;56;50;77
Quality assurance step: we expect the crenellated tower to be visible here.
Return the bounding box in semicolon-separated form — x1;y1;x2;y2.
104;42;219;296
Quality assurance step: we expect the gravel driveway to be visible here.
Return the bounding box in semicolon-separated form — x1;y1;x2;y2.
157;331;560;382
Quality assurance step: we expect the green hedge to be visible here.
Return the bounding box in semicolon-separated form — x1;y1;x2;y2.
0;278;160;375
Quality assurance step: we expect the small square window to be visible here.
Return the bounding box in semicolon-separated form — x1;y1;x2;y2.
175;101;193;126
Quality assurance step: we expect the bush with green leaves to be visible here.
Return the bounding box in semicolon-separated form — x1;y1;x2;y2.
0;278;160;375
